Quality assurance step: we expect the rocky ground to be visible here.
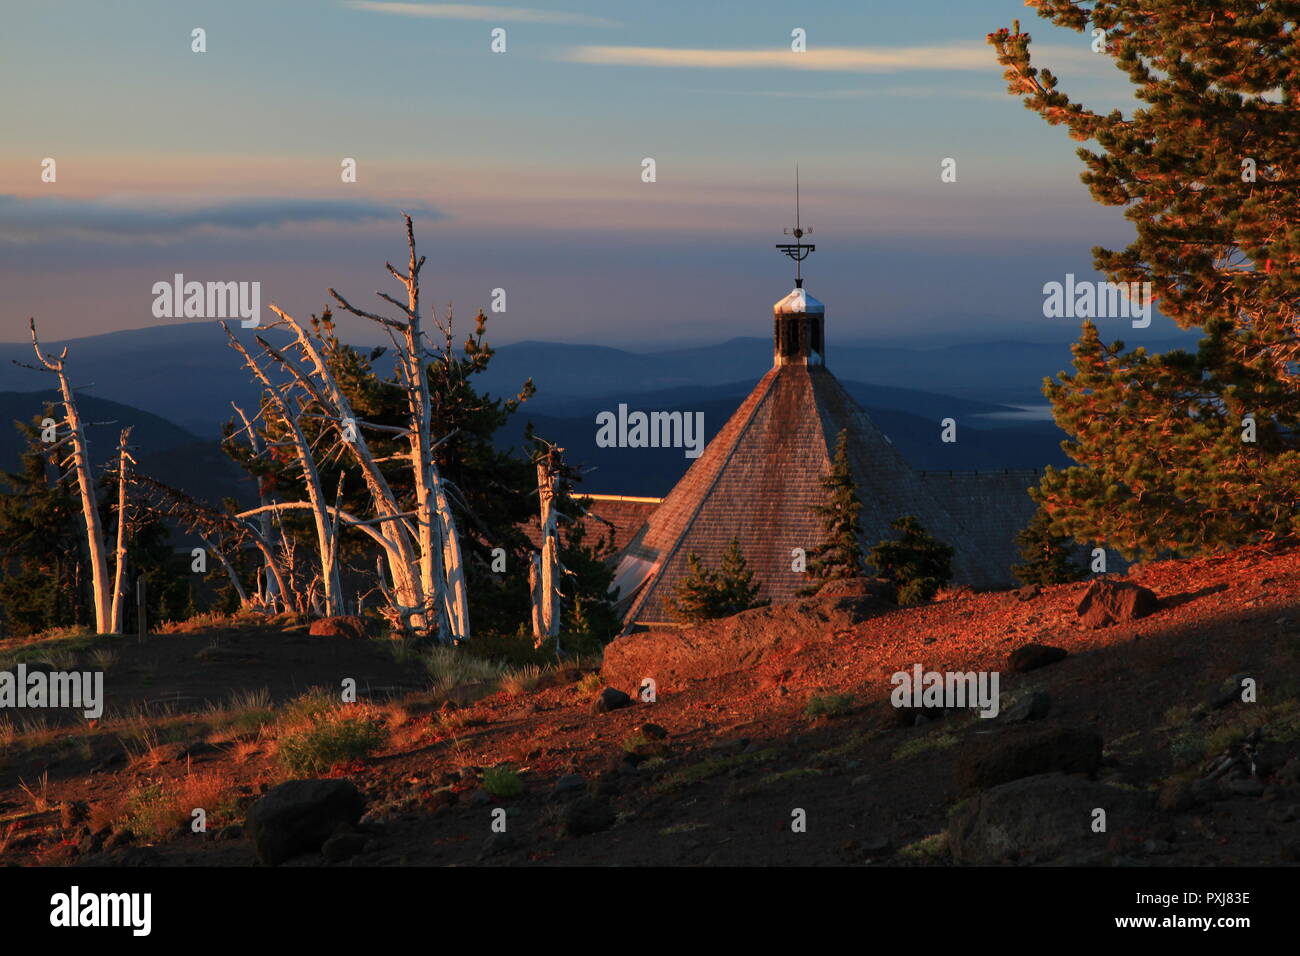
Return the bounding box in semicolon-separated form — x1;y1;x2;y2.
2;543;1299;867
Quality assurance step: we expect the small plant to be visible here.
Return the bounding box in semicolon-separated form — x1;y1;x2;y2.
89;647;118;671
577;672;603;696
805;693;855;719
281;687;337;724
481;765;524;798
892;732;959;762
18;771;50;812
276;709;387;777
500;664;542;697
122;780;183;841
898;831;948;862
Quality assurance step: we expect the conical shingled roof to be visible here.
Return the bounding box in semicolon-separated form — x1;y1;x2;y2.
612;286;997;628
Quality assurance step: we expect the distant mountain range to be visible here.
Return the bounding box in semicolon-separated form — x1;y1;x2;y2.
0;322;1199;436
0;390;253;507
0;321;1149;501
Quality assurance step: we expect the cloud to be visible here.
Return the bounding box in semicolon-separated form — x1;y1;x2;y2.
345;2;615;27
0;195;441;243
561;42;1100;74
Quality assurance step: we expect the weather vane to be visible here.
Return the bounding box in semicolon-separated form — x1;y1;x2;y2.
775;165;814;288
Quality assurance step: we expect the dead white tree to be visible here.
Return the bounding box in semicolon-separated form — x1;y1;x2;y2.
530;444;564;648
218;217;473;642
230;403;282;611
326;215;470;643
222;322;345;616
18;319;113;633
109;427;135;634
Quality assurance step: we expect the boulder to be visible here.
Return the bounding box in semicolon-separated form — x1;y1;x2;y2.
957;725;1103;795
999;690;1052;723
246;779;366;865
308;615;368;640
591;687;632;714
553;774;587;794
1075;579;1159;628
1008;643;1069;674
949;773;1151;864
565;797;616;837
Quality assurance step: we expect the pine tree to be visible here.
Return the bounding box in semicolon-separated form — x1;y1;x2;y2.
1012;506;1087;587
667;537;766;624
801;429;865;594
0;414;83;636
869;515;954;606
989;5;1300;558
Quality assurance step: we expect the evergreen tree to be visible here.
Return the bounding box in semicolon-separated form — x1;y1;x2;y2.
0;413;83;636
1012;506;1088;587
989;4;1300;558
0;413;190;637
667;537;766;624
869;515;954;606
801;429;865;594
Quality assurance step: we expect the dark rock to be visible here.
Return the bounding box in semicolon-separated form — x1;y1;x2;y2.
308;615;368;640
321;831;368;862
479;831;516;860
639;723;669;740
554;774;587;794
1075;579;1159;628
1008;644;1069;674
591;687;632;714
949;772;1150;864
246;778;366;866
1000;690;1052;723
565;796;616;836
958;725;1104;795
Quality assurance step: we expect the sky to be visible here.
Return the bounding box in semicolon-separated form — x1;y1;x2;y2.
0;0;1180;351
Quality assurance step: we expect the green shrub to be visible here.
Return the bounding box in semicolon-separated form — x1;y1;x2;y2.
481;765;524;798
277;710;386;777
804;693;854;719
